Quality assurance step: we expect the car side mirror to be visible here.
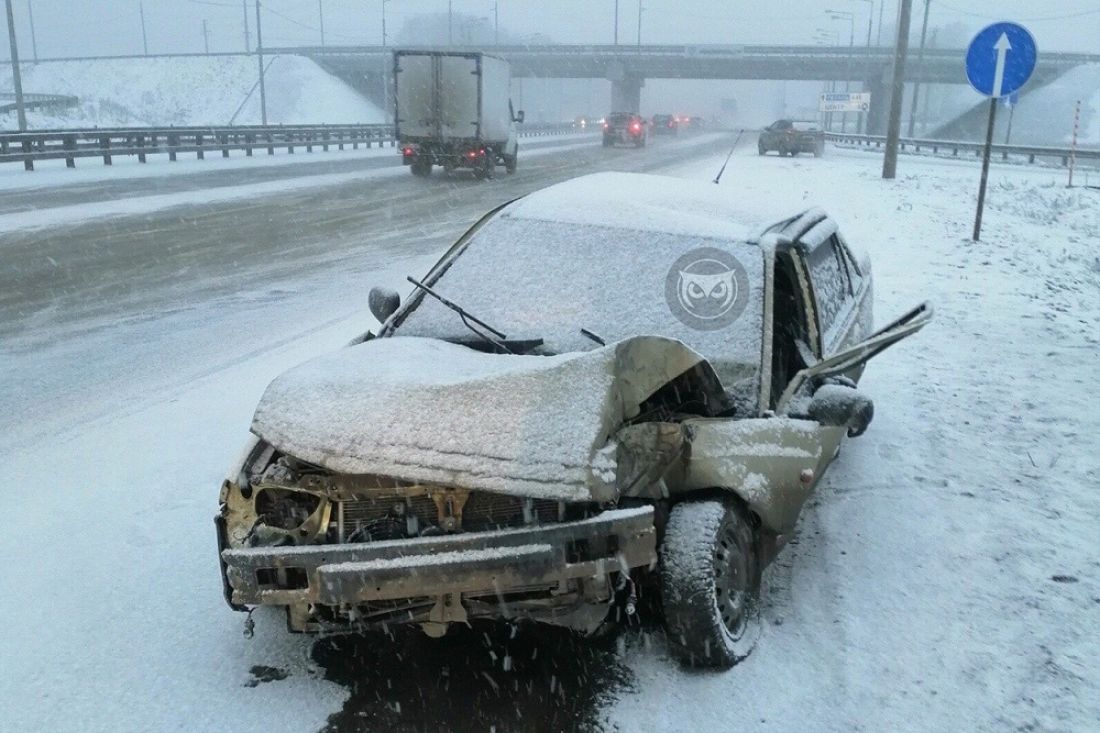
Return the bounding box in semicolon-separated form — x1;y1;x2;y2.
515;110;525;123
368;286;401;324
807;384;874;437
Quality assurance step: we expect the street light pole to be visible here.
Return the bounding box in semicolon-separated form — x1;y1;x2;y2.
907;0;931;137
242;0;250;52
828;10;855;131
636;0;643;50
139;1;148;55
3;0;27;132
448;0;453;45
614;0;619;45
382;0;390;123
26;0;36;62
318;0;325;48
882;0;913;179
255;0;268;125
202;19;210;54
851;0;874;133
493;1;498;45
877;0;884;45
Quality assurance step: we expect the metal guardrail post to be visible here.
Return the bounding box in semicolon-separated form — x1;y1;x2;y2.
22;139;33;171
64;134;76;167
245;133;254;157
137;134;147;163
101;135;112;165
168;132;178;161
196;132;205;160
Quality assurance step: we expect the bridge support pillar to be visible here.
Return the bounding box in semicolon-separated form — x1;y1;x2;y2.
610;75;644;113
866;73;890;136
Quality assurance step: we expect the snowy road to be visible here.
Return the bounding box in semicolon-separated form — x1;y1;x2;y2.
3;134;1098;732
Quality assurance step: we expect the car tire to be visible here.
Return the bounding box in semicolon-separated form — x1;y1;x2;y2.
758;141;766;155
602;136;613;147
410;158;431;177
660;498;760;669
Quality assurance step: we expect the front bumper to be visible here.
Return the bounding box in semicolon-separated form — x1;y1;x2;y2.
220;506;656;608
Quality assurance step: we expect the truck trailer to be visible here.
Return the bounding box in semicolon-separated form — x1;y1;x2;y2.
394;50;524;179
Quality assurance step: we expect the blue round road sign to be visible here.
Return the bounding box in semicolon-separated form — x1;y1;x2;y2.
966;22;1037;98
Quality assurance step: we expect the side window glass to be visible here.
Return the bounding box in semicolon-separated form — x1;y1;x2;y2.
806;237;851;340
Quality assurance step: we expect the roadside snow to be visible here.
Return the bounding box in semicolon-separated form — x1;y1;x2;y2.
0;55;384;127
606;144;1100;732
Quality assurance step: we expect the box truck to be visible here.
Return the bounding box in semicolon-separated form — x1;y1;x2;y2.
394;50;524;179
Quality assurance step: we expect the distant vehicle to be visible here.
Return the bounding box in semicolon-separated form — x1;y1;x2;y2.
394;50;524;179
573;115;593;129
651;114;679;135
602;113;647;147
758;119;825;157
216;172;932;669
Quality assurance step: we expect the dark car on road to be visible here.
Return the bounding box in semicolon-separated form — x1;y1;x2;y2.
602;113;647;147
651;114;679;135
759;119;825;157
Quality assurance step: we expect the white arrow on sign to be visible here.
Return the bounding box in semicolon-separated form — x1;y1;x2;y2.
992;32;1012;98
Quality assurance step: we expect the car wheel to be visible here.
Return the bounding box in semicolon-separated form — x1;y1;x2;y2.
660;498;760;668
602;136;613;147
410;158;431;177
757;141;766;155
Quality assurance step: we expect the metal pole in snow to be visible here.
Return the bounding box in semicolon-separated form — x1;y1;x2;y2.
493;1;498;45
242;0;250;52
881;0;913;179
1003;97;1014;145
972;97;998;241
255;0;268;125
614;0;619;45
636;0;643;50
4;0;27;132
318;0;324;48
26;0;36;62
202;19;210;54
1068;99;1080;188
139;1;148;55
907;0;930;137
448;0;453;45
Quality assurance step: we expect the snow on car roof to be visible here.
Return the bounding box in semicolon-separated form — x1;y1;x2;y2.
504;172;760;241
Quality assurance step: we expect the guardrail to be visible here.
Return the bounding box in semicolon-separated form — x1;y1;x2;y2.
0;122;579;171
826;132;1100;167
0;92;80;114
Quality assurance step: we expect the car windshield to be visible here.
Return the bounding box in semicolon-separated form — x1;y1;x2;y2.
391;214;765;390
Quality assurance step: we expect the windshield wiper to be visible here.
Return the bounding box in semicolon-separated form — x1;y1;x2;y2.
580;328;606;346
406;276;513;354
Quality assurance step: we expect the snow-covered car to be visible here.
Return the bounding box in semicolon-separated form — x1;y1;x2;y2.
215;172;931;668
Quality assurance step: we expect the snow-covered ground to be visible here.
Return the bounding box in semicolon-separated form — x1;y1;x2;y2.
0;54;384;127
2;141;1097;731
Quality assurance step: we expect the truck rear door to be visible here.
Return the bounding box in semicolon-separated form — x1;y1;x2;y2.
439;55;481;140
395;53;437;139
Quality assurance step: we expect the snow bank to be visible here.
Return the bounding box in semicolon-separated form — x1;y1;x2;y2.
0;54;383;128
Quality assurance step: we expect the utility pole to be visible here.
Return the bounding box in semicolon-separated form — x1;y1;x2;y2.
382;0;390;123
636;0;643;49
448;0;453;45
877;0;884;45
242;0;250;52
139;1;148;55
851;0;874;133
614;0;619;45
26;0;36;62
828;10;855;132
4;0;27;132
202;19;211;54
907;0;930;137
318;0;325;48
255;0;268;125
882;0;913;179
493;1;498;45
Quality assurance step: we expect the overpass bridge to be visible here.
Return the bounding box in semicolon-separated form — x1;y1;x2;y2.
277;43;1098;134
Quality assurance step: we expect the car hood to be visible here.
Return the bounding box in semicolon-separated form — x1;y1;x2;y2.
250;335;707;501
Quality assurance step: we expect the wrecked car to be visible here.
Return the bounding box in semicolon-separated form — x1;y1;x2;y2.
216;172;932;668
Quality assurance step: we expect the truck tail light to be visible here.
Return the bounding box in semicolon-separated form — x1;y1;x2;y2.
402;146;414;156
630;122;640;132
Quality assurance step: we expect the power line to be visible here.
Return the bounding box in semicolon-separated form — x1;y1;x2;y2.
933;1;1100;22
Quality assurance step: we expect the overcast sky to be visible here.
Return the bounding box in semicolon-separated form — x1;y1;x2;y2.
3;0;1098;59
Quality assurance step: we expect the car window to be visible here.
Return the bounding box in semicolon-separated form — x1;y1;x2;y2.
391;215;766;391
791;121;821;132
806;237;852;347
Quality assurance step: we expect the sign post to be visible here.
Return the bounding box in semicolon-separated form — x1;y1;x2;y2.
966;22;1037;241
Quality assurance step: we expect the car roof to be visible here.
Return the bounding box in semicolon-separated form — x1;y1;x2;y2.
504;172;762;242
